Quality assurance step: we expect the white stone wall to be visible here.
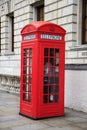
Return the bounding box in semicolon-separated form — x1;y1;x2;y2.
0;0;33;76
0;75;20;94
0;0;87;113
0;0;33;93
65;70;87;113
0;0;79;76
45;0;78;50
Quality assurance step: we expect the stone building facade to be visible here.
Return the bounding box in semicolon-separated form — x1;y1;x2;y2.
0;0;87;113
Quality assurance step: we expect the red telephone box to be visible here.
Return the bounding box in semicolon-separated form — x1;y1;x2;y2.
20;21;66;119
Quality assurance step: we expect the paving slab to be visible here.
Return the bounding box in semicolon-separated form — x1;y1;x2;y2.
12;122;50;130
74;122;87;129
40;125;84;130
40;117;72;127
65;117;87;123
0;115;21;122
0;128;12;130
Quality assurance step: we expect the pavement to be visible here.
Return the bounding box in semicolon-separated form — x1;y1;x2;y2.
0;90;87;130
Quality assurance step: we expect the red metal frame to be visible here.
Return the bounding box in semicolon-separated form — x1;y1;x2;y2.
20;21;66;119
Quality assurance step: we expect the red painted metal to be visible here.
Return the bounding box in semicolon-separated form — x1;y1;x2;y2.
20;21;66;119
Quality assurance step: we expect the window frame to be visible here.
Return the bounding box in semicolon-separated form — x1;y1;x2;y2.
82;0;87;44
37;4;44;21
0;18;1;54
32;0;44;21
5;12;14;54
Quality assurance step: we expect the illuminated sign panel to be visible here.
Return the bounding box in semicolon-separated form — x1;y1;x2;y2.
41;34;62;40
24;34;62;41
24;34;36;40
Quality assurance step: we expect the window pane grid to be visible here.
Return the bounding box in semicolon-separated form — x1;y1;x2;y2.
37;5;44;21
23;48;32;103
0;18;1;53
43;48;59;104
82;0;87;43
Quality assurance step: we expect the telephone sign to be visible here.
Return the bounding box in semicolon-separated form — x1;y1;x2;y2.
20;21;66;119
24;34;36;40
40;34;62;40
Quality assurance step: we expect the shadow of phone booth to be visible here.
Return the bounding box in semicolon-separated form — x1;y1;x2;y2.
20;21;66;119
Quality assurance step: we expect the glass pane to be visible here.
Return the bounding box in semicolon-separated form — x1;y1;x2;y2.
29;58;32;66
44;86;48;94
44;77;48;84
26;58;29;66
29;48;32;56
23;76;29;83
44;95;48;103
49;67;55;74
23;76;26;83
55;58;59;65
23;93;29;101
50;58;54;66
49;76;54;84
29;67;32;74
86;31;87;41
55;77;58;84
44;48;48;56
49;94;54;102
86;5;87;16
55;49;59;57
24;49;27;56
29;76;32;84
86;19;87;29
54;85;58;93
24;58;27;65
23;84;27;91
26;84;29;92
27;49;30;56
26;67;29;75
37;5;44;21
54;95;58;102
44;58;48;66
23;84;32;92
28;85;32;92
28;94;32;102
29;94;32;102
23;93;32;102
23;67;27;74
44;58;49;74
50;48;54;56
55;66;59;73
49;86;53;94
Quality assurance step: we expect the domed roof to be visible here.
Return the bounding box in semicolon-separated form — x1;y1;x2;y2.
21;21;66;34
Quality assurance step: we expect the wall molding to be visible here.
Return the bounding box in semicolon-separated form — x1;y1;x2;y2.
65;64;87;70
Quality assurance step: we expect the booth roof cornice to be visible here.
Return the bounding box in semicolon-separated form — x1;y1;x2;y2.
21;21;66;34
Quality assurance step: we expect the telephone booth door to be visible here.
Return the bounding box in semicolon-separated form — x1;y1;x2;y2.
22;47;32;103
20;44;35;117
38;43;65;118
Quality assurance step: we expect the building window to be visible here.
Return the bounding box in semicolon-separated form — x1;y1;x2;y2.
37;5;44;21
32;0;44;21
7;12;14;52
0;18;1;53
82;0;87;44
